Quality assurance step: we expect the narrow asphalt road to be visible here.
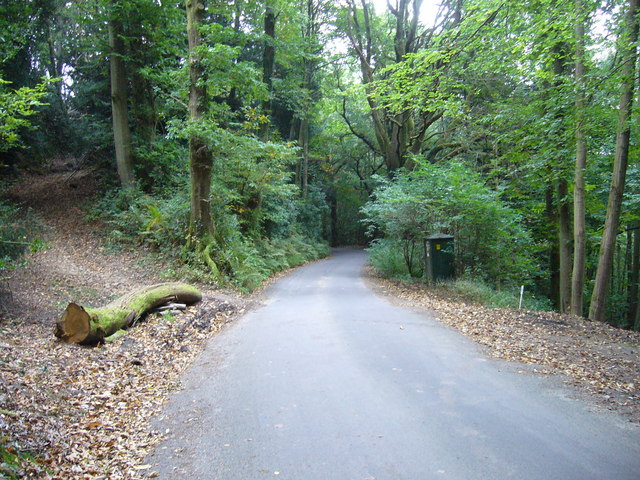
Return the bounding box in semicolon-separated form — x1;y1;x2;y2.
149;249;640;480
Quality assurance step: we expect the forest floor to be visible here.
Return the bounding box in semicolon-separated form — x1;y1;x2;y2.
0;169;248;479
0;169;638;479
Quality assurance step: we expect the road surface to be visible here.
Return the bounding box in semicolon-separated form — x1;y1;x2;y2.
149;249;640;480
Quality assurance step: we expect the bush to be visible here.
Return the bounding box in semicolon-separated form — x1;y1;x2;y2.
0;199;44;271
93;185;329;292
447;278;553;311
89;185;190;249
362;161;537;287
367;238;415;279
134;140;189;193
223;234;329;292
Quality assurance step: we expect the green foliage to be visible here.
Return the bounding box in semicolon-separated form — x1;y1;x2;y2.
295;185;329;240
0;79;48;154
0;439;45;480
0;198;43;271
89;185;190;251
133;140;189;192
445;279;553;311
93;183;329;292
367;238;415;279
369;238;552;310
363;161;537;286
224;234;329;292
1;0;636;325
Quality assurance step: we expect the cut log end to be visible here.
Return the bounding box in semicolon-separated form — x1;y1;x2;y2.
54;283;203;345
55;303;91;343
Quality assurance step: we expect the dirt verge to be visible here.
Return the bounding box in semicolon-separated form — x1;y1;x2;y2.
0;171;248;479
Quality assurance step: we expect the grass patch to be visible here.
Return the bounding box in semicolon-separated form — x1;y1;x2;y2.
0;199;45;272
0;440;47;479
367;239;553;312
444;278;553;311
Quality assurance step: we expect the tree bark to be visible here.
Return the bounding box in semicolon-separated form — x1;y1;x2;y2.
186;0;215;242
546;185;560;309
571;0;588;316
589;0;639;322
109;0;135;188
262;5;276;91
296;0;322;194
628;225;639;327
261;3;276;140
549;41;572;315
299;117;309;196
344;0;432;172
54;283;202;345
558;178;572;313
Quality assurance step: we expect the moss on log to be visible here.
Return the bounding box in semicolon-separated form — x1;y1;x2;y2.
54;282;202;345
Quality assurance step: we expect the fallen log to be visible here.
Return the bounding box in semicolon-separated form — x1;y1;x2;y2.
54;282;202;345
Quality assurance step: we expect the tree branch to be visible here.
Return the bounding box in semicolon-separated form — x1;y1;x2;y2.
340;97;381;155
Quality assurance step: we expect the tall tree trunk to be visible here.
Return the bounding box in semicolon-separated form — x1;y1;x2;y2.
299;118;309;197
550;43;572;314
589;0;639;322
46;24;66;118
262;4;276;92
109;0;135;188
261;3;276;140
344;0;433;172
186;0;215;242
571;0;588;316
558;178;572;313
628;226;640;327
297;0;320;195
546;186;560;309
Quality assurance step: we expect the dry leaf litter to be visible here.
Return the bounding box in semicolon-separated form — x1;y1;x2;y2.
0;171;245;478
1;296;240;479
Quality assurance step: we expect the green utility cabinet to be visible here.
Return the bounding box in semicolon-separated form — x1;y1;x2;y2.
424;234;455;283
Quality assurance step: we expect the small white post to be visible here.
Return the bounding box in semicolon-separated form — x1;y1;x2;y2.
519;285;525;310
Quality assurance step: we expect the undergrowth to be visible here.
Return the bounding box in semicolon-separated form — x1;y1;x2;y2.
0;440;46;479
368;239;552;312
0;198;45;273
90;186;329;292
442;279;553;311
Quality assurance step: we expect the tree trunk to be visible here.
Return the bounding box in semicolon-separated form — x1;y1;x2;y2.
262;5;276;90
571;0;588;316
546;186;560;309
109;0;135;188
628;225;639;327
299;118;309;196
548;41;572;314
558;178;572;313
54;283;202;345
260;3;276;140
589;0;639;322
186;0;215;242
